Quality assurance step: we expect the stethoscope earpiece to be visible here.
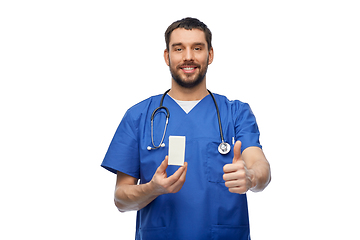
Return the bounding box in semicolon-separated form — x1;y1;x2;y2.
147;143;165;151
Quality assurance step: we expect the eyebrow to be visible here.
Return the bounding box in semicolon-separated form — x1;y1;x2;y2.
171;43;183;48
171;42;206;48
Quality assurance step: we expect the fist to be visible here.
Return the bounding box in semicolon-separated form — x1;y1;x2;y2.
223;141;253;194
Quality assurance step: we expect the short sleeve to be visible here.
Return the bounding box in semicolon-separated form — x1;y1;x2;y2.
101;109;140;178
234;102;262;152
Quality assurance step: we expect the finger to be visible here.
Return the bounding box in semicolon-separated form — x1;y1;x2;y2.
168;162;188;193
167;163;186;183
232;141;242;163
223;161;245;173
228;186;247;194
225;180;242;188
178;162;188;182
223;170;245;181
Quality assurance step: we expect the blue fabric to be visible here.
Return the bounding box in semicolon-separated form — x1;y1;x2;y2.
101;93;261;240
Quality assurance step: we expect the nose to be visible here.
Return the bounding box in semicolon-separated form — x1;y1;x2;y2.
183;48;194;61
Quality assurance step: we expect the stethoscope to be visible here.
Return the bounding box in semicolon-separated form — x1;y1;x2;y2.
147;89;231;155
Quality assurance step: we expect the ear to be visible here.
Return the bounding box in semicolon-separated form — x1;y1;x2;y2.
164;49;170;66
208;47;214;65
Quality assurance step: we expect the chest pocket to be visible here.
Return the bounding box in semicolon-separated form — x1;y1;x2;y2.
206;141;234;183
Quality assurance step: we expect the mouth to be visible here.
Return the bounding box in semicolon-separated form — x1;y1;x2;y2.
180;65;198;74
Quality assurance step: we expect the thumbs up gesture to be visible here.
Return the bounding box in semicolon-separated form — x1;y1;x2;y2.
223;141;253;194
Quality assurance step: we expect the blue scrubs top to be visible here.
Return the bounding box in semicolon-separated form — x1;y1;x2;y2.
102;93;262;240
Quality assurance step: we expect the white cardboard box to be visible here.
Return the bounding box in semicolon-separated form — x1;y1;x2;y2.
168;136;186;166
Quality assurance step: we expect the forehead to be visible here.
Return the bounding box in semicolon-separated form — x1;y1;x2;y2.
169;28;207;47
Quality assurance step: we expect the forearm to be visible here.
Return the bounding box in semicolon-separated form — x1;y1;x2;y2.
248;160;271;192
114;181;159;212
114;158;188;212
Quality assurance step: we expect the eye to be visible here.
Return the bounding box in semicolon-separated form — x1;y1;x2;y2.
175;48;183;52
194;47;202;51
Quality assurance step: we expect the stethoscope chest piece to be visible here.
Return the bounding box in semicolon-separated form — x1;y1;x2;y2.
218;142;231;155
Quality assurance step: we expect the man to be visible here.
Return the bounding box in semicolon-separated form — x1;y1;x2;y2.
102;17;271;240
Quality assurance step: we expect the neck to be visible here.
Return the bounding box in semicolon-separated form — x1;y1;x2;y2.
168;78;209;101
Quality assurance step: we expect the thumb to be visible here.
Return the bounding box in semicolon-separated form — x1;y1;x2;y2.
157;156;169;173
232;141;242;163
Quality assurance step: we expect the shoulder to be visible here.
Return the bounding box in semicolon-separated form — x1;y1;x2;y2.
128;94;162;111
211;93;256;124
124;94;162;119
212;93;251;113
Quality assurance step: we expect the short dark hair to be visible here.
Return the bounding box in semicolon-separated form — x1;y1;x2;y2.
165;17;212;51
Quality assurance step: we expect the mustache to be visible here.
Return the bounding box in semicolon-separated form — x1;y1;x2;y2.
177;62;200;68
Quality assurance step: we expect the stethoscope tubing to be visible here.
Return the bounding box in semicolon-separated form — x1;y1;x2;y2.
207;90;225;144
148;89;230;154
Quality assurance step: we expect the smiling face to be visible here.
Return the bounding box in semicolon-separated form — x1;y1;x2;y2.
164;28;214;89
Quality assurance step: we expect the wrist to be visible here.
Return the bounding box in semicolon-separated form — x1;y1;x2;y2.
248;169;257;190
147;180;163;197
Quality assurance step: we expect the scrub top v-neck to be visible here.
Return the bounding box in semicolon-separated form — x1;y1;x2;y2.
169;95;201;114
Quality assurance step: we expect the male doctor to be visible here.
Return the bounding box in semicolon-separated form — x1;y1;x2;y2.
102;17;271;240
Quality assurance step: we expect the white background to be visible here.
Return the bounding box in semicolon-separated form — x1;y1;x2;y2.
1;0;359;239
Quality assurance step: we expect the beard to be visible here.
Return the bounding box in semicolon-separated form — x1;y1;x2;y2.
169;58;209;89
